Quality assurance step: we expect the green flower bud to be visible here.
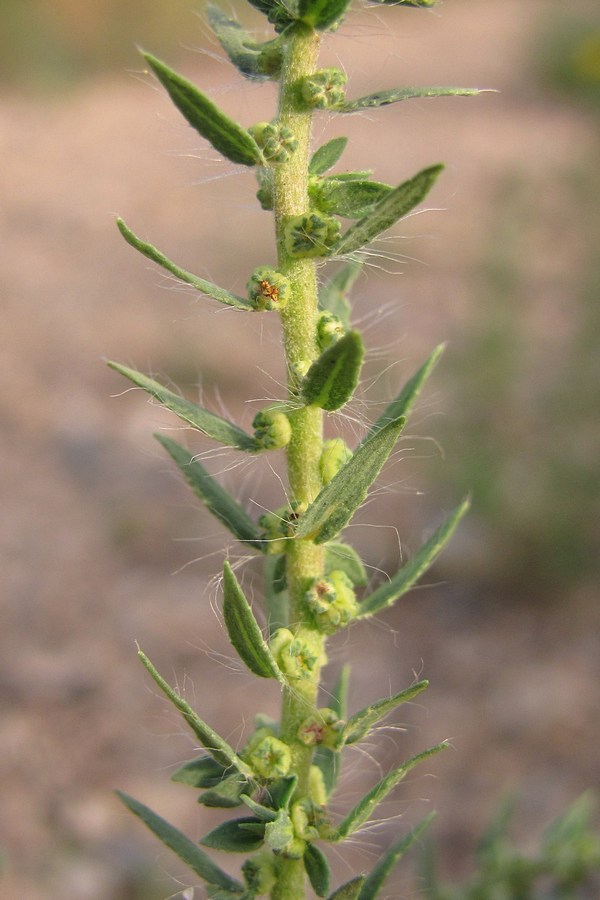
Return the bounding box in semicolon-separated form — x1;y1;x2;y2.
247;266;291;310
320;437;353;484
300;68;347;109
317;311;346;350
242;854;277;895
255;168;274;210
284;212;340;258
291;800;319;842
305;570;358;634
258;504;298;553
244;729;292;779
253;407;292;450
298;707;344;748
270;628;325;681
249;121;298;164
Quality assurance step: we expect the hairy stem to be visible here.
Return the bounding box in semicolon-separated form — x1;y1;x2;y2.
272;22;324;900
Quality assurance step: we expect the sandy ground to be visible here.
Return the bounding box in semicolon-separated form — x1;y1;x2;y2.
2;1;599;897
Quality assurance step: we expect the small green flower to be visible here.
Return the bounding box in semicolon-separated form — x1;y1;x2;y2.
320;437;353;484
249;121;298;164
298;707;344;748
270;628;324;680
247;266;291;310
253;407;292;450
244;728;292;779
284;212;340;258
300;68;347;109
304;570;358;634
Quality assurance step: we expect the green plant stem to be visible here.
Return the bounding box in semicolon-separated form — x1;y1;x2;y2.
271;22;324;900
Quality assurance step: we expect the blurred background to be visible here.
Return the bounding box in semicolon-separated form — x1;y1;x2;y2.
2;0;599;897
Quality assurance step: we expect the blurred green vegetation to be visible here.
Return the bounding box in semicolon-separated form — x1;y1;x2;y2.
534;11;600;108
420;793;600;899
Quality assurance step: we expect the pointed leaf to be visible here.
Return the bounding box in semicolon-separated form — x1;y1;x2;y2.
304;843;331;897
207;5;279;81
265;774;298;811
309;137;349;175
201;817;266;853
332;743;447;841
319;178;393;218
318;259;363;327
156;435;264;550
331;164;444;257
342;680;429;745
116;791;244;892
296;416;406;544
357;498;470;618
325;543;367;586
302;330;364;412
328;876;366;899
222;561;284;681
138;650;254;777
368;344;445;437
172;755;227;788
299;0;352;31
340;86;483;113
108;362;259;451
116;218;253;310
143;52;263;166
357;813;436;898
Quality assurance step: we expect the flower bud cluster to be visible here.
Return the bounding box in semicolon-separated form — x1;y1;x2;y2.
242;727;291;779
298;707;344;748
253;407;292;450
304;570;358;634
283;212;340;258
270;628;326;680
249;121;298;164
299;68;347;109
247;266;291;310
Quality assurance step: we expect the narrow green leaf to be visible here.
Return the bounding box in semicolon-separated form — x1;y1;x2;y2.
313;746;340;800
116;218;253;310
328;877;366;900
143;52;263;166
318;259;363;328
299;0;352;31
342;680;429;745
331;164;444;257
368;344;445;437
156;435;264;550
358;813;436;899
309;137;349;175
340;86;483;113
301;330;365;411
265;774;298;811
206;887;247;900
116;791;245;892
304;842;331;896
296;416;406;544
107;362;259;452
319;178;393;218
357;498;470;618
172;755;227;788
137;650;254;777
325;543;367;586
222;561;285;681
201;817;266;852
207;5;279;81
332;743;448;841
